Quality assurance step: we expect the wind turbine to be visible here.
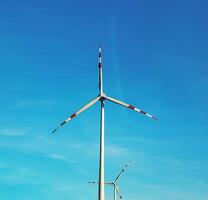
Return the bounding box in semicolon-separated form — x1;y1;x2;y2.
52;46;158;200
88;161;131;200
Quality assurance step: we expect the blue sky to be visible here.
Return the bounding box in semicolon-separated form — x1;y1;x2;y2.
0;0;208;199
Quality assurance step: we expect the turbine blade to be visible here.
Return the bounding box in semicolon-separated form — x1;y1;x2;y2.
114;161;131;182
98;45;103;94
106;96;158;120
52;96;100;134
88;181;97;184
115;184;123;200
88;181;113;185
105;182;114;185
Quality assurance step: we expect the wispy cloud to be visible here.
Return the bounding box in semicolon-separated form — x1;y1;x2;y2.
163;190;208;200
105;144;137;157
119;136;155;144
0;163;8;169
171;160;184;166
169;177;208;187
0;128;26;136
12;99;58;109
48;154;76;164
0;166;41;185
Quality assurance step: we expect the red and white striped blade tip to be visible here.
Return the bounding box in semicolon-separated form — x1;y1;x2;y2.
128;105;158;120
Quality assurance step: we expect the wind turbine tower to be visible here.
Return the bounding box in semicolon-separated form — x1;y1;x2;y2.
88;161;131;200
52;46;157;200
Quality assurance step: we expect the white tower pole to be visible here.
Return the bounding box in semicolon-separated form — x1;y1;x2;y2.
98;98;105;200
114;184;117;200
98;45;105;200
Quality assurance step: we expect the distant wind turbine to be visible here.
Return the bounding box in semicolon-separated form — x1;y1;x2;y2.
52;46;158;200
88;161;131;200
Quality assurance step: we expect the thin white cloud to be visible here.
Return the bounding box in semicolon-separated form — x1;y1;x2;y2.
0;163;8;169
105;144;136;157
48;154;76;164
119;136;155;144
169;177;208;187
0;128;26;136
171;160;184;166
0;166;41;185
12;99;58;109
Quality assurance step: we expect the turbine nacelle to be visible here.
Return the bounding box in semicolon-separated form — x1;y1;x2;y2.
99;93;107;100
